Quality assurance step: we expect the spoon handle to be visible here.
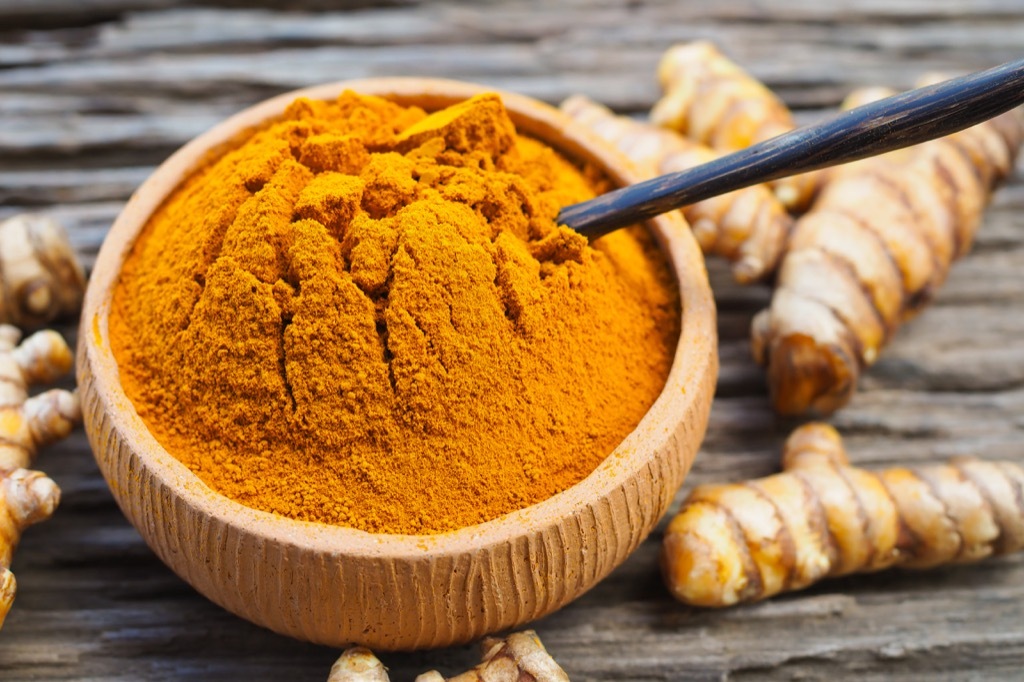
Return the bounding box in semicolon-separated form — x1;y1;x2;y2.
559;57;1024;240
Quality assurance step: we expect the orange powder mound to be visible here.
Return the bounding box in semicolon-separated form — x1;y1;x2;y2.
109;91;680;534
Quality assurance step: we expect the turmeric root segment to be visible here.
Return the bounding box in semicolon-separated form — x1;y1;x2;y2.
416;631;569;682
0;568;14;620
561;94;791;283
0;325;79;628
328;647;390;682
326;631;569;682
651;40;822;211
652;41;792;151
0;214;86;329
753;100;1024;416
0;467;61;628
661;423;1024;608
0;325;79;471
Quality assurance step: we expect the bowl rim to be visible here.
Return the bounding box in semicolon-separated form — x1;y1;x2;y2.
80;77;717;561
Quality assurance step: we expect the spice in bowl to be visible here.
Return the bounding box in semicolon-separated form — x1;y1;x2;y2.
109;91;679;535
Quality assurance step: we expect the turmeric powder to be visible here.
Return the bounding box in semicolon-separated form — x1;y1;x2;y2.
109;92;679;534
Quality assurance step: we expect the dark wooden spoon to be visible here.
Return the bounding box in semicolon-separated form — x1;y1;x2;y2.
558;57;1024;239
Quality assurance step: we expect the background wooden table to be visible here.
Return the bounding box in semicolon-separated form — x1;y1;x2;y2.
2;1;1023;680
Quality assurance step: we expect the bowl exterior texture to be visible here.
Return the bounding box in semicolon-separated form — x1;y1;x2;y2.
77;78;717;650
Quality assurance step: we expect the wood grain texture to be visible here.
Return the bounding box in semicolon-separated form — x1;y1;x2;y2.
1;0;1023;679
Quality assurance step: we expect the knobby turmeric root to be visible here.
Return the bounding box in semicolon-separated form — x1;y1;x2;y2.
662;423;1024;607
415;632;570;682
650;40;821;211
0;467;60;628
752;87;1024;416
0;214;86;329
0;324;80;627
561;95;791;283
0;325;79;470
327;647;390;682
327;631;569;682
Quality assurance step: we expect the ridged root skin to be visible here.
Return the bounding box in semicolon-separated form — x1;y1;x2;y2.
327;631;569;682
0;325;80;470
0;467;61;629
650;40;822;211
0;214;86;329
327;647;390;682
752;83;1024;417
661;423;1024;608
0;324;77;629
560;94;791;283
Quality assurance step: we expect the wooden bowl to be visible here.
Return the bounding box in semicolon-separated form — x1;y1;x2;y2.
77;78;717;651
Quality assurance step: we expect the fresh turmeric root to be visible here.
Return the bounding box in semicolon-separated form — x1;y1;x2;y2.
327;647;390;682
662;423;1024;608
327;631;569;682
751;85;1024;415
561;94;791;283
0;325;79;470
0;324;79;626
0;467;60;628
415;632;569;682
650;40;821;211
0;214;86;329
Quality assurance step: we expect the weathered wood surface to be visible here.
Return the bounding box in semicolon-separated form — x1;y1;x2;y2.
2;1;1023;680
